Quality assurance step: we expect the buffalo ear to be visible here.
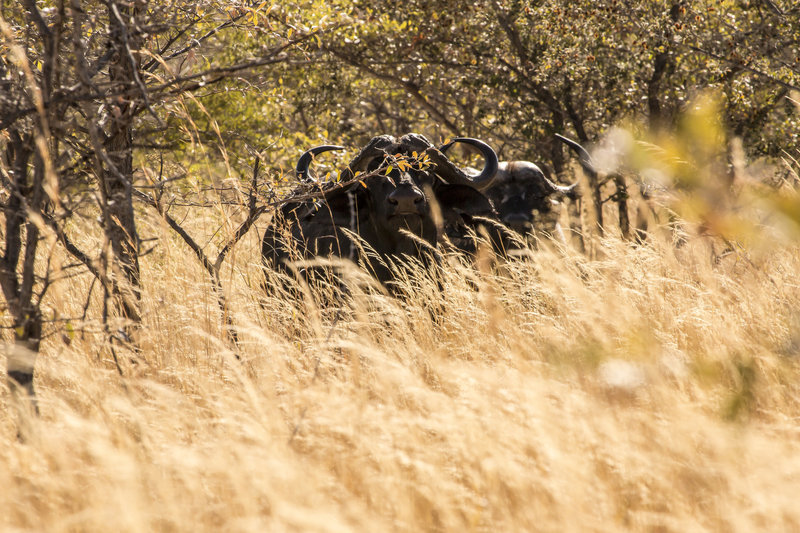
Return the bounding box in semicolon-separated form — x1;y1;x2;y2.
433;183;495;222
317;183;370;223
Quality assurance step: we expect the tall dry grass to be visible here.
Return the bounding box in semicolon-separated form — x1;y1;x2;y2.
4;112;800;530
2;199;800;532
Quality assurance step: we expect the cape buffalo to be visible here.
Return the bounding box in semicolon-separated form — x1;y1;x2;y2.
262;133;499;289
482;157;579;246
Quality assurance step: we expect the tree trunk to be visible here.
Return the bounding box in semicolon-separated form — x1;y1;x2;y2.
586;168;604;235
562;93;603;235
566;199;585;253
102;0;143;325
647;2;681;132
0;133;42;410
613;174;631;240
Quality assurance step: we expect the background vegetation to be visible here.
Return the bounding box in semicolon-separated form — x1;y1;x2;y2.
2;0;799;530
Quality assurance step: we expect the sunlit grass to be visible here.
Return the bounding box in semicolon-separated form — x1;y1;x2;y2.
2;185;800;531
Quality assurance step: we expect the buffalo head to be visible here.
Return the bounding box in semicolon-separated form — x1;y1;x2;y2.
479;137;583;248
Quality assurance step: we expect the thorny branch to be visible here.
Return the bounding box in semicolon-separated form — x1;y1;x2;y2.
132;157;278;348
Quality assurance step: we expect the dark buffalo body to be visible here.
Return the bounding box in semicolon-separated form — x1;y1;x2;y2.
262;133;499;287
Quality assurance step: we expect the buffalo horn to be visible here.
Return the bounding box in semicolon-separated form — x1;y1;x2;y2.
296;145;345;183
435;137;499;191
339;135;397;181
555;134;597;182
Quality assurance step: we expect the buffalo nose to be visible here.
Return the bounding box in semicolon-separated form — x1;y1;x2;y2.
387;186;425;214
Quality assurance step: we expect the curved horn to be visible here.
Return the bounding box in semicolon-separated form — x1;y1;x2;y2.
436;137;499;191
339;135;397;181
296;145;344;183
507;160;579;200
556;181;580;200
555;134;597;181
547;177;580;200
